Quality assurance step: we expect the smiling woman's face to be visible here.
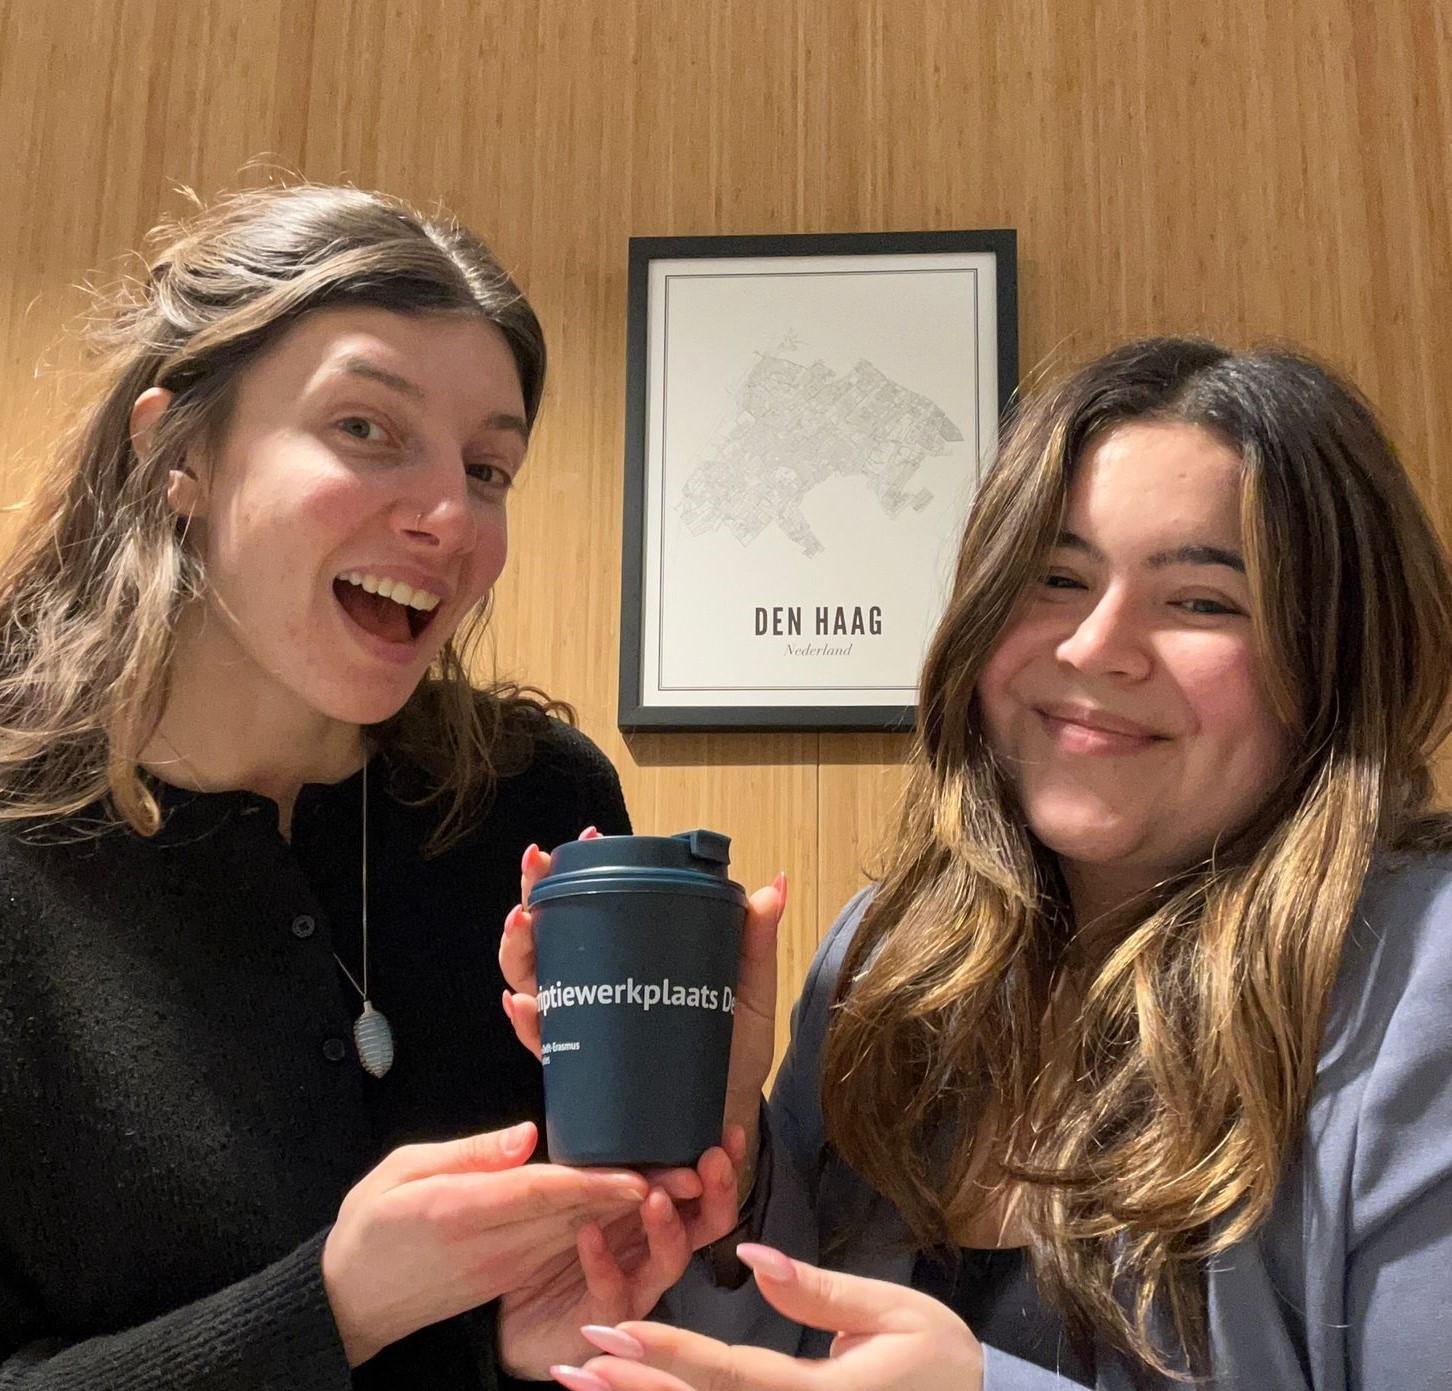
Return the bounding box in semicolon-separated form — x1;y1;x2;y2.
174;305;528;727
976;421;1290;899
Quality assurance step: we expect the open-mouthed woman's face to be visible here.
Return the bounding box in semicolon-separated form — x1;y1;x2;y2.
173;305;528;726
976;421;1290;904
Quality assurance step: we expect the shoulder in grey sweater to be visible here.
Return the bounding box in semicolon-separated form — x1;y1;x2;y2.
663;853;1452;1390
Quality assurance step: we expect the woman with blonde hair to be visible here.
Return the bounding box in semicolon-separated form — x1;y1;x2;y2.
0;184;771;1389
506;338;1452;1389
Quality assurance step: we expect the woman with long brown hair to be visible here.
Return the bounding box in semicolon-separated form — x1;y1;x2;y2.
0;183;777;1390
509;338;1452;1389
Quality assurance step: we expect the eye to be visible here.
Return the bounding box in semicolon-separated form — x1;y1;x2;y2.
1042;572;1086;591
465;460;514;492
336;415;389;444
1175;596;1242;617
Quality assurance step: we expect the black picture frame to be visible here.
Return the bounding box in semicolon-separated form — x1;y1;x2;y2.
619;229;1018;732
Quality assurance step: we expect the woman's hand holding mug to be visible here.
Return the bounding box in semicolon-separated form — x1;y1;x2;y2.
491;830;783;1373
320;1120;650;1368
498;831;786;1201
497;1139;740;1377
552;1245;986;1391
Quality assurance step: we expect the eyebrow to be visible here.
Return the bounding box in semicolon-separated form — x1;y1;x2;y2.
337;357;425;401
1056;529;1246;574
333;357;530;440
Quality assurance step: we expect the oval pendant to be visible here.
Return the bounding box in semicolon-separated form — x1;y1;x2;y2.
353;1001;395;1079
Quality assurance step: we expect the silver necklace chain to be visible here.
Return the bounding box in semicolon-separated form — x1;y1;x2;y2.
332;761;370;1002
334;759;394;1078
149;732;394;1078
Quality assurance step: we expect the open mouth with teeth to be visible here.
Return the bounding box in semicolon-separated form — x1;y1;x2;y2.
333;572;443;645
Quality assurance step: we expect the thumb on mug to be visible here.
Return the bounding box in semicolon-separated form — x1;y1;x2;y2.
387;1121;539;1183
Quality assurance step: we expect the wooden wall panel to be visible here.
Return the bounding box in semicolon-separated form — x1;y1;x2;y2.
1;0;1448;1072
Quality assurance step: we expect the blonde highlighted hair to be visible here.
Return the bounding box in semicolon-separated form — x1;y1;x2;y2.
821;339;1452;1376
0;183;562;847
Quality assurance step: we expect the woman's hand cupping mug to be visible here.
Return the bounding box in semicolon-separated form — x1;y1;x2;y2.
551;1244;985;1391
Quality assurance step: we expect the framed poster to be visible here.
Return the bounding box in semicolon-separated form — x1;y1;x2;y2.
619;230;1018;732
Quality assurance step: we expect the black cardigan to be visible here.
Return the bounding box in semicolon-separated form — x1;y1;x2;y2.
0;717;630;1389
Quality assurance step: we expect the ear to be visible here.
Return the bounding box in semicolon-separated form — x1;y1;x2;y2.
131;386;207;519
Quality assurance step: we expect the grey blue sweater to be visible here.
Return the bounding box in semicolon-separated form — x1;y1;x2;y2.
664;854;1452;1389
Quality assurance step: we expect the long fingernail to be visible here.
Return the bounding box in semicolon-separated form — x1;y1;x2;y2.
551;1368;610;1391
774;871;788;912
581;825;599;838
737;1242;795;1281
522;843;539;872
504;904;523;932
581;1325;645;1359
501;989;515;1020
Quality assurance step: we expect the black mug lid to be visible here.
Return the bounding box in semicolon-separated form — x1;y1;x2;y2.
672;829;730;866
531;829;745;907
545;829;732;880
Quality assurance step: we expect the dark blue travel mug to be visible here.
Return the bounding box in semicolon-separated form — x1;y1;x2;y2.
529;830;747;1167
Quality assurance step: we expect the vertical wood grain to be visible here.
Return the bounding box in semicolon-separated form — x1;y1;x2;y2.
1;0;1447;1072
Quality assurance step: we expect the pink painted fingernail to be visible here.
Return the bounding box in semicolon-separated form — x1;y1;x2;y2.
581;825;599;838
504;904;523;932
737;1242;795;1281
522;843;539;871
581;1324;646;1359
551;1368;610;1391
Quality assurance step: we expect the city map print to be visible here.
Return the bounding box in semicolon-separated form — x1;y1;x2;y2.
676;346;964;558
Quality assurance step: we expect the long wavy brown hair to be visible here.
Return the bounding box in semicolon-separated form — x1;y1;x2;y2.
821;338;1452;1376
0;182;567;849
